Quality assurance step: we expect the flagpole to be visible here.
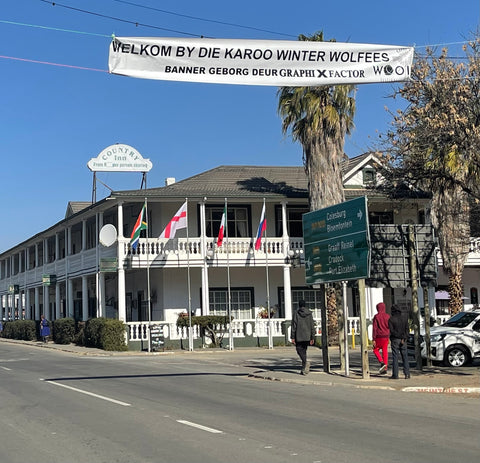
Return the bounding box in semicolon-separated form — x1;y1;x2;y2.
225;198;234;351
145;198;152;353
186;198;193;352
262;198;273;350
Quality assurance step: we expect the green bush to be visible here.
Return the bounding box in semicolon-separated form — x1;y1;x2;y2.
1;320;36;341
102;319;128;351
53;318;75;344
84;317;106;348
84;317;127;351
177;314;231;347
75;321;86;346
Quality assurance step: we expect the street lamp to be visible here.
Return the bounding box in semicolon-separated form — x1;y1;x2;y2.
286;249;302;267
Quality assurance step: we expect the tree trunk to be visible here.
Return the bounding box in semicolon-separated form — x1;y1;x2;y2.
448;272;464;315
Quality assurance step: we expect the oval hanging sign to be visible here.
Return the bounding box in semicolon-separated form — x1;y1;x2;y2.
87;143;153;172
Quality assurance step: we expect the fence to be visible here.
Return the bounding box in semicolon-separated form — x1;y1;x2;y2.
126;317;362;347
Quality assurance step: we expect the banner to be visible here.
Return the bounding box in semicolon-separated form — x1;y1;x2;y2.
109;37;414;86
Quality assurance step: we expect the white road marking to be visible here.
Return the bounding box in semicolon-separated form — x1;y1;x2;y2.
1;366;12;371
43;380;131;407
176;420;223;434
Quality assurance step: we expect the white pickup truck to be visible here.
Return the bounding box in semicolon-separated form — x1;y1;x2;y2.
421;309;480;367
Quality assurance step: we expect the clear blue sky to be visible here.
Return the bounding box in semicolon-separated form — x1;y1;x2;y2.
1;0;478;252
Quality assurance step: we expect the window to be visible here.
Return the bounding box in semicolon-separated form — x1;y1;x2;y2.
470;287;478;305
206;206;249;238
279;287;324;318
86;218;96;249
275;206;310;237
368;211;394;225
209;287;253;319
363;168;376;185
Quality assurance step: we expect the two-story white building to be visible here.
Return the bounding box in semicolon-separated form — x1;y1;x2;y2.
2;152;471;348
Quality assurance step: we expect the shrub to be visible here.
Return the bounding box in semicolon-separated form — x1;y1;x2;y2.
2;320;36;341
75;321;86;346
84;317;127;351
53;318;75;344
177;315;231;347
84;317;106;348
102;319;128;351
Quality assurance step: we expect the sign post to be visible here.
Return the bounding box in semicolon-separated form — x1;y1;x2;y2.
303;196;370;284
303;197;370;377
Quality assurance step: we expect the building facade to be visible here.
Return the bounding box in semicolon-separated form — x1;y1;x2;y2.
2;154;472;347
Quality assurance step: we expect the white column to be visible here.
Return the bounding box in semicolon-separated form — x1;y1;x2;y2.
98;272;105;318
67;279;74;318
44;285;50;320
82;219;87;251
82;275;88;321
117;202;126;322
200;200;210;315
25;290;31;319
281;201;293;320
55;233;59;261
34;287;40;319
96;212;104;317
55;284;61;319
283;265;293;320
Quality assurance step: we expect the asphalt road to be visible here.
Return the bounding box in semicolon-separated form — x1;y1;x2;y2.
1;343;479;463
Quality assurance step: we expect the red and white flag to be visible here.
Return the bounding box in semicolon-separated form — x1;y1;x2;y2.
217;204;227;247
159;201;187;239
255;202;266;251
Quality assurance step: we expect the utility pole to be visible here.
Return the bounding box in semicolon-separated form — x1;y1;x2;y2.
358;278;369;379
408;225;422;370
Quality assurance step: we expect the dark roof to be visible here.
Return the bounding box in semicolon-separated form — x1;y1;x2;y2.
112;166;309;201
65;201;93;218
111;157;380;202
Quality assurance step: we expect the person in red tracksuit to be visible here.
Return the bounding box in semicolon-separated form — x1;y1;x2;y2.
372;302;390;374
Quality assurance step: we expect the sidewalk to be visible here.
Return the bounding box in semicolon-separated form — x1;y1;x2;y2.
2;339;479;394
248;364;480;395
244;348;480;395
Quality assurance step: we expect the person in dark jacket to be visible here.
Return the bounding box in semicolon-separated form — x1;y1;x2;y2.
291;300;316;375
372;302;390;375
388;304;410;379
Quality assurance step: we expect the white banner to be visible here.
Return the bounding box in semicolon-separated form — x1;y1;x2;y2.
108;37;414;86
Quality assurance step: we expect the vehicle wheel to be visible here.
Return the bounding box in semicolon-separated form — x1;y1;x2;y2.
444;346;470;367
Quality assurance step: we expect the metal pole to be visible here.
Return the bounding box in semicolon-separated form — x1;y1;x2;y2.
225;198;234;350
358;278;369;379
186;199;193;351
408;225;422;370
145;199;151;353
343;281;350;376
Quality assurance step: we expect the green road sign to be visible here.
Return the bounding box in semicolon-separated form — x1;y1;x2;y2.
303;196;370;284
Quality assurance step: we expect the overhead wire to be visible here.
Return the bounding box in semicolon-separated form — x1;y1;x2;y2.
110;0;297;38
0;1;475;75
38;0;204;37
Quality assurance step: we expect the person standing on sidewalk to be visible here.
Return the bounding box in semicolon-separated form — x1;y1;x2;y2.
291;300;315;375
388;304;410;380
40;314;50;343
372;302;390;375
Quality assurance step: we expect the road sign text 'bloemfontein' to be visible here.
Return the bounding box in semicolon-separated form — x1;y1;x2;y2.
303;197;370;284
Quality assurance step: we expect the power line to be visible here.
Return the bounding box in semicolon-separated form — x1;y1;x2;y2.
110;0;296;38
0;54;108;72
38;0;203;37
0;19;110;38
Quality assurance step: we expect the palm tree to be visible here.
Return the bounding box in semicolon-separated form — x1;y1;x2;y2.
278;31;356;342
278;32;356;210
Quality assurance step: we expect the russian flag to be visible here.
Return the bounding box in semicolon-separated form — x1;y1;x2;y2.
254;203;266;251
